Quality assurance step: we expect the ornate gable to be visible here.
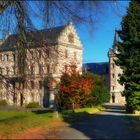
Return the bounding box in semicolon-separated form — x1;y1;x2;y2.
58;22;82;49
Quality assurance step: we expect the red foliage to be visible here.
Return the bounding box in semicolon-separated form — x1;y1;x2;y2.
59;64;94;109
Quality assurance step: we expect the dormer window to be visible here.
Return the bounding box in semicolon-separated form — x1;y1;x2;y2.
68;33;74;43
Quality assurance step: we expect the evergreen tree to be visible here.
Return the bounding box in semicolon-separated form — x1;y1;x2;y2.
91;74;110;106
115;0;140;113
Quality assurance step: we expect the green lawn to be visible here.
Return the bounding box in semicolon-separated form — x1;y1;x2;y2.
0;110;53;138
0;107;103;138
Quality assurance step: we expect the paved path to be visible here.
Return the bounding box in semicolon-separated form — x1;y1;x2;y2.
57;104;140;139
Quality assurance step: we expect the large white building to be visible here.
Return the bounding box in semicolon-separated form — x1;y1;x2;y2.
0;22;83;107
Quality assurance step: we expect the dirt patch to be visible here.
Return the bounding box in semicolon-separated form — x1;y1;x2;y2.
12;119;66;139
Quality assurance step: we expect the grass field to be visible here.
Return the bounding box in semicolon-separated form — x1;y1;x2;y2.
0;110;53;138
0;107;103;139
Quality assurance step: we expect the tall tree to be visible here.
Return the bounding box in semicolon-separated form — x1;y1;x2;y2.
115;0;140;113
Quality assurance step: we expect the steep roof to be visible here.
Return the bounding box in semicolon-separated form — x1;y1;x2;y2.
0;25;66;52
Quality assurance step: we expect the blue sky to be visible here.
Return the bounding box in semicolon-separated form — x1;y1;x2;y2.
30;1;129;63
0;1;129;64
77;1;129;63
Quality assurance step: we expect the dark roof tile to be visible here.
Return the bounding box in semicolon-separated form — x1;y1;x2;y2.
0;25;66;52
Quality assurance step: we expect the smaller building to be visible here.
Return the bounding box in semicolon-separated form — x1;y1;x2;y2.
108;30;125;104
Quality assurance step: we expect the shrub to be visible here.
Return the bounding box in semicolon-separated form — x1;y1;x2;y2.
0;100;8;106
26;102;40;108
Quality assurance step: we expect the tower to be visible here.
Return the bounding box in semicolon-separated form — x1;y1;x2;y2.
108;30;125;104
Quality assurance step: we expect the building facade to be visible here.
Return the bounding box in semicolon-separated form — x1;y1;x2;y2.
0;22;83;107
108;30;125;104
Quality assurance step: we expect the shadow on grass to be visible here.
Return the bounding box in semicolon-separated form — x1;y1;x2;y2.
60;105;140;139
61;110;92;123
31;108;53;114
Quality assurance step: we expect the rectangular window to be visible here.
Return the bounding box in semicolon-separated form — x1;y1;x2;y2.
112;63;115;68
113;86;115;90
13;53;15;62
39;81;42;89
31;81;34;89
112;73;115;78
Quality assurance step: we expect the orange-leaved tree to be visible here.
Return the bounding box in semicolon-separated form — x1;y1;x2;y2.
59;64;95;110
